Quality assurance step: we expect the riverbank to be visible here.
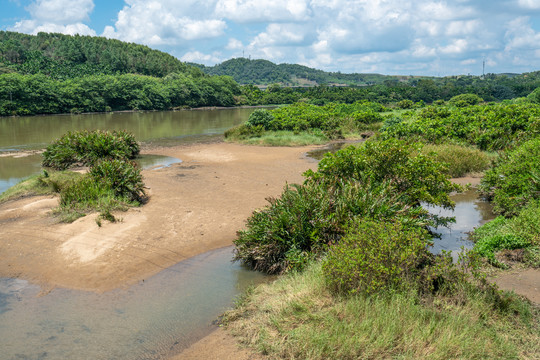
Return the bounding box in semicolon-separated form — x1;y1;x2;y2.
0;141;318;292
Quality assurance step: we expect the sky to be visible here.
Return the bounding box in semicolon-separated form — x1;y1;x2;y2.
2;0;540;76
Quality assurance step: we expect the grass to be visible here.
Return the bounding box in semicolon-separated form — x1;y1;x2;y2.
0;170;81;203
223;262;539;360
227;130;330;146
421;144;495;178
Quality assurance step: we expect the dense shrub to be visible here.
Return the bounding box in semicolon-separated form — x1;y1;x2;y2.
381;103;540;150
89;159;145;202
472;200;540;264
246;109;274;129
42;130;140;170
479;138;540;216
323;219;429;294
234;139;460;273
448;93;483;107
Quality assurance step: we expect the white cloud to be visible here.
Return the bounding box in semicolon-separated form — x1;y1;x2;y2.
180;50;223;65
27;0;94;24
517;0;540;10
12;21;96;36
103;0;226;45
8;0;95;35
226;38;243;50
504;16;540;50
215;0;311;23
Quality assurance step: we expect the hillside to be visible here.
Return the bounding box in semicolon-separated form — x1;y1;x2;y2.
193;58;403;86
0;31;201;79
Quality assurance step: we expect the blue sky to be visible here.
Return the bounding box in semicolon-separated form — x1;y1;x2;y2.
2;0;540;76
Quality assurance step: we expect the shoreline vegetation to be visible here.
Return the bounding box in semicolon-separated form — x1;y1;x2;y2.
1;30;539;359
217;98;539;358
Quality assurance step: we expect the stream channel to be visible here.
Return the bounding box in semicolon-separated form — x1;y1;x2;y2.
0;111;494;359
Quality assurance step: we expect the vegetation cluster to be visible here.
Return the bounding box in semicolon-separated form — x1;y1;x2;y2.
226;94;540;358
2;130;145;224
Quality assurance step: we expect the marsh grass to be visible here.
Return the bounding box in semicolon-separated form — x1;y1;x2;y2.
230;130;329;146
0;170;81;203
223;262;539;360
421;144;495;177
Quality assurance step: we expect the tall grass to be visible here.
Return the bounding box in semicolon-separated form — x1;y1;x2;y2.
223;262;538;360
421;144;494;177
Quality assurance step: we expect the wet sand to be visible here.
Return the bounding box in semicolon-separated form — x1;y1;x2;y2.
0;142;318;292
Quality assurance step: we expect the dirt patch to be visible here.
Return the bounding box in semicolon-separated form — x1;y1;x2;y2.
492;268;540;304
0;142;318;292
172;328;264;360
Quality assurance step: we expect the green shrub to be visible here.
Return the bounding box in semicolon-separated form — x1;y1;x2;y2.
322;219;429;295
448;93;483;107
472;200;540;262
89;159;145;202
381;103;540;151
396;99;414;109
42;130;140;170
421;144;492;177
479;138;540;216
234;139;460;273
224;124;264;140
246;109;274;129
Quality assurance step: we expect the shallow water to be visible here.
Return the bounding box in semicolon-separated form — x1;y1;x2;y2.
0;246;268;360
428;189;495;259
0;108;258;195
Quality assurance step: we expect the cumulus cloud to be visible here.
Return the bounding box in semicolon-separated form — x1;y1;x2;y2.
9;0;95;35
102;0;226;45
215;0;311;23
180;50;223;65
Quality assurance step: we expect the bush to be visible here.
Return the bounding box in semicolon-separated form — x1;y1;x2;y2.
42;130;140;170
322;219;429;294
89;159;145;202
396;99;414;109
234;139;460;273
479;138;540;216
448;93;483;107
381;103;540;151
472;200;540;262
246;109;274;129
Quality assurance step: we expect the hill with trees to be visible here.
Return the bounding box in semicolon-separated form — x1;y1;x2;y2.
0;31;241;115
193;58;400;86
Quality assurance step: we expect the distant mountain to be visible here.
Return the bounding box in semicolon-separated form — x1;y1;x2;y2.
0;31;201;79
192;58;405;86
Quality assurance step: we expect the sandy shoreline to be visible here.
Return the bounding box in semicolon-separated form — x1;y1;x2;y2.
0;141;318;292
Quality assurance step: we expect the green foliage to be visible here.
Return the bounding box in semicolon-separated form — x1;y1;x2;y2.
396;99;414;109
421;144;493;177
246;109;274;129
234;139;460;274
472;200;540;262
322;219;429;295
479;138;540;216
224;261;538;360
42;130;140;170
382;103;540;151
90;159;145;202
307;139;460;209
448;93;483;107
58;159;145;222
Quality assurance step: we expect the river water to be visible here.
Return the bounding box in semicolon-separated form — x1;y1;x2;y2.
0;108;256;194
0;110;494;359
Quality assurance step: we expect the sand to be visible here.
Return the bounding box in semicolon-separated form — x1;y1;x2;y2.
0;142;318;292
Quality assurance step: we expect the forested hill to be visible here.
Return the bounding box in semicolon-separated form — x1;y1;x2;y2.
192;58;402;86
0;31;200;79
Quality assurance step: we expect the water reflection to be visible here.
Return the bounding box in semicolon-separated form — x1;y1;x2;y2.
0;247;268;360
427;189;495;259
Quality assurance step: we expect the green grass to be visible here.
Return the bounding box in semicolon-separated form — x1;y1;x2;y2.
227;130;330;146
0;170;81;203
223;262;539;360
421;144;495;177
